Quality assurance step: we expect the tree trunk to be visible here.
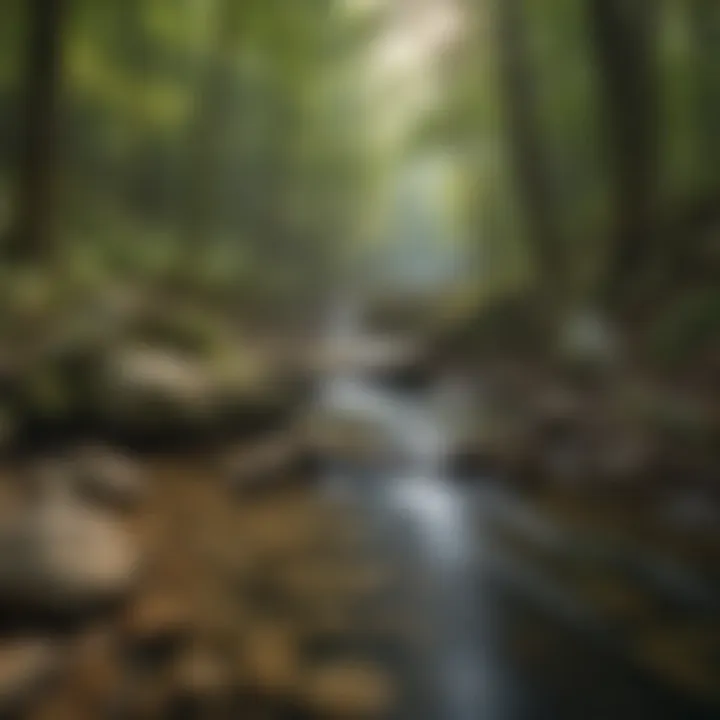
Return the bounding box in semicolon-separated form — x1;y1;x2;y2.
495;0;565;305
586;0;660;302
181;61;226;256
688;0;720;192
178;0;239;273
8;0;66;263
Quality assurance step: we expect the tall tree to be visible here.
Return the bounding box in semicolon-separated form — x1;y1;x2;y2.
587;0;660;301
494;0;566;305
7;0;67;262
178;0;238;264
688;0;720;194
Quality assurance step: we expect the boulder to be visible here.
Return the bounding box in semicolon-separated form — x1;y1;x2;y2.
0;487;141;612
97;344;303;440
98;346;215;429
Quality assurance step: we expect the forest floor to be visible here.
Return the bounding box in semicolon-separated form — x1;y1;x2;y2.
0;451;404;720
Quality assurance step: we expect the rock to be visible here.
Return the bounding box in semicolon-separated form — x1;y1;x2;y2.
173;644;230;699
376;351;435;392
453;413;542;487
71;445;146;511
0;487;140;612
532;383;585;424
0;475;29;521
97;344;303;439
221;434;316;497
591;428;659;487
210;346;287;404
301;412;391;467
121;589;192;659
559;309;620;369
241;623;300;698
165;643;233;718
99;346;215;428
301;662;395;719
0;639;59;712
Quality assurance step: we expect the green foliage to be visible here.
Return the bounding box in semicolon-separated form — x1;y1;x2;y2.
0;0;717;382
0;0;375;314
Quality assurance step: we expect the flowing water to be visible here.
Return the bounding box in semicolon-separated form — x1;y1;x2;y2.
315;305;718;719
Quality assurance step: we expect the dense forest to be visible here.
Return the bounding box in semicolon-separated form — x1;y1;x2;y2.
0;0;716;718
0;1;717;408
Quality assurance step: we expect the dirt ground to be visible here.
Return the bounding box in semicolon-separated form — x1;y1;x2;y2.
6;455;404;720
